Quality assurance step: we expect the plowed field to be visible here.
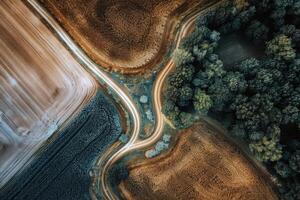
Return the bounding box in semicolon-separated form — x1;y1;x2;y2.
120;123;278;200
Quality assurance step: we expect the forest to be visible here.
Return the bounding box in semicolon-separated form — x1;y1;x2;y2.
163;0;300;199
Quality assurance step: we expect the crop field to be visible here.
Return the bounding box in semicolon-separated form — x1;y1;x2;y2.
0;90;121;200
0;0;96;186
119;123;277;200
38;0;210;74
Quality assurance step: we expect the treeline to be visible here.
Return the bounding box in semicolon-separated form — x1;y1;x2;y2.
163;0;300;199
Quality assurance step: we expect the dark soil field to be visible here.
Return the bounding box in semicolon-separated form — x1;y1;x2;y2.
37;0;211;74
0;90;121;200
119;123;278;200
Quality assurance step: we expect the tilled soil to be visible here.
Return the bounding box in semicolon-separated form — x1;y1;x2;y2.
119;123;278;200
0;0;96;186
38;0;210;74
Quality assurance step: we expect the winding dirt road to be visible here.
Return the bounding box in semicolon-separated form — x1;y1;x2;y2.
27;0;222;199
95;1;222;200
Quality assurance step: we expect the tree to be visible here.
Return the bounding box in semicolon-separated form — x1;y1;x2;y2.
163;100;181;127
210;31;221;42
287;89;300;107
279;178;300;200
203;57;225;79
282;105;299;124
224;71;247;93
237;6;256;24
275;161;293;178
193;89;212;114
172;49;194;67
249;135;283;162
287;59;300;84
179;112;195;128
280;25;297;37
238;58;260;77
266;35;296;61
214;6;230;26
249;131;264;141
289;150;300;173
168;64;195;88
192;71;210;89
181;26;210;49
249;0;271;12
249;68;281;93
291;0;300;15
274;0;294;8
208;79;231;111
164;85;179;102
271;8;286;28
246;20;269;42
178;85;193;107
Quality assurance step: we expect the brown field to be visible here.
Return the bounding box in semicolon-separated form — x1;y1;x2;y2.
38;0;212;74
119;123;278;200
0;0;96;185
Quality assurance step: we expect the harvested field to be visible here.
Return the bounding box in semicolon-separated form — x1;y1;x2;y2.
120;123;278;200
0;0;96;186
0;91;122;200
38;0;212;73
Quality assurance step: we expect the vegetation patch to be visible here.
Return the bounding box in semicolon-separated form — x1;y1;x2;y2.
163;1;300;199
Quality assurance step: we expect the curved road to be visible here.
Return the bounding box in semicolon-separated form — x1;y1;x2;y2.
27;0;221;199
97;1;222;200
26;0;141;144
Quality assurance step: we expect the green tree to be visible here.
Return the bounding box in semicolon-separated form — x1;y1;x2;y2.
208;79;231;111
240;6;256;23
249;68;281;93
266;35;296;61
192;71;210;89
224;71;247;92
163;100;181;127
249;135;283;162
178;85;193;107
271;7;286;28
279;178;300;200
193;89;213;114
275;161;292;178
173;48;194;67
274;0;294;8
203;56;225;79
179;112;195;129
282;105;299;124
181;26;210;49
246;20;269;42
289;150;300;173
291;0;300;15
168;65;195;88
238;58;260;77
249;131;264;141
164;85;179;102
